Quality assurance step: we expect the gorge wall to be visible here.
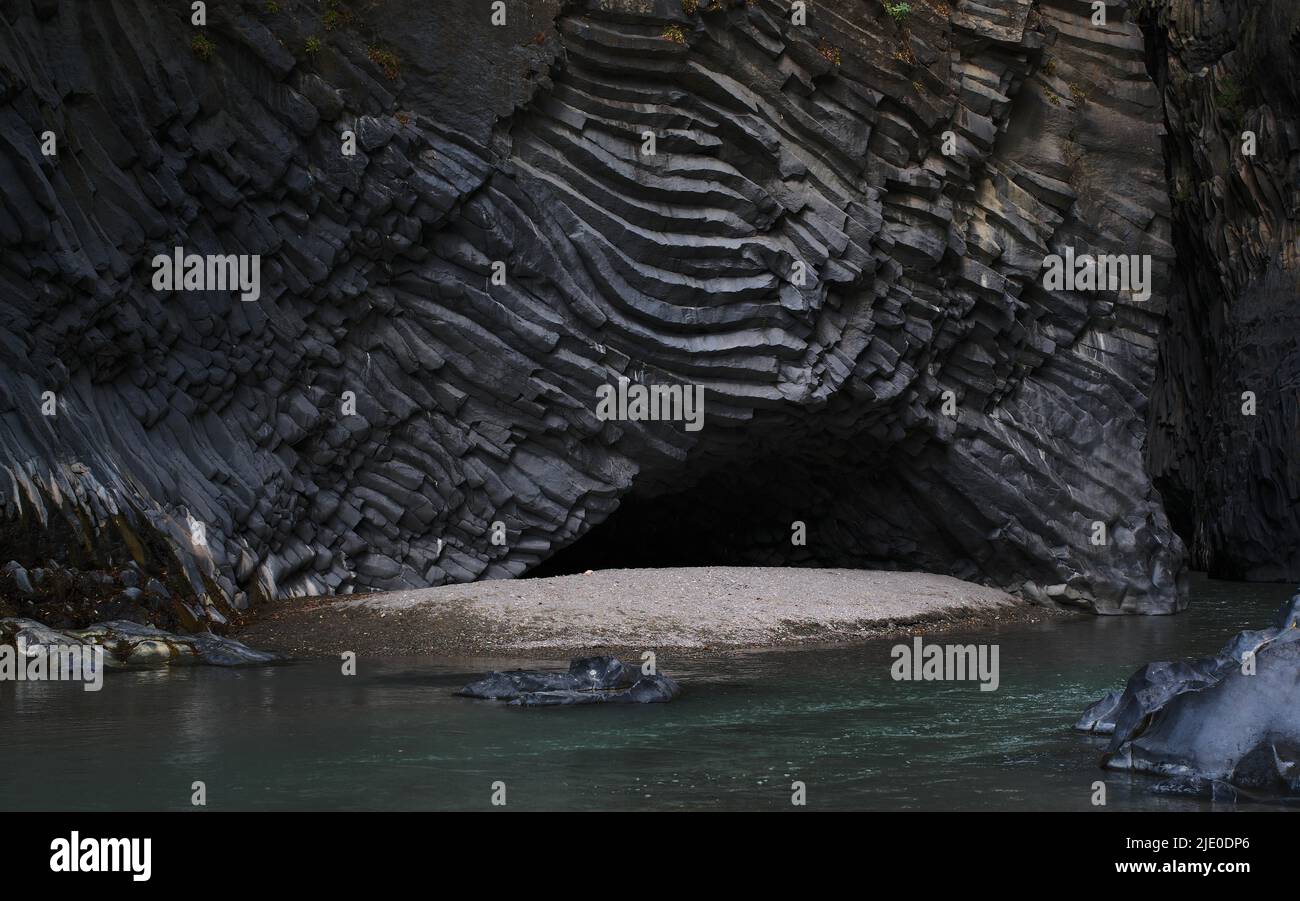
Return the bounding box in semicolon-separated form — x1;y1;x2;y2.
1144;0;1300;584
0;0;1220;627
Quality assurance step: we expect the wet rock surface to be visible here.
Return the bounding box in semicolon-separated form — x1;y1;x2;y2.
458;655;680;706
1077;591;1300;799
0;616;280;667
0;0;1205;619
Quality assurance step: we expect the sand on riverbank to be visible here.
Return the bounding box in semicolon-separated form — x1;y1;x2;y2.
238;567;1061;659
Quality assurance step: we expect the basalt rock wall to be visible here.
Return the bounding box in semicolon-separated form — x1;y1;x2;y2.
0;0;1186;626
1144;0;1300;583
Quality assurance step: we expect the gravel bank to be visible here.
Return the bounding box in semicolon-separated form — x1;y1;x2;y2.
238;567;1054;659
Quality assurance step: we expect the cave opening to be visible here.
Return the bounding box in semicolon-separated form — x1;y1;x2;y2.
526;454;835;578
522;440;957;581
522;457;806;577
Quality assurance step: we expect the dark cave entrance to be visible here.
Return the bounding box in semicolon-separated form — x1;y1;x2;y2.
522;443;950;579
526;455;830;578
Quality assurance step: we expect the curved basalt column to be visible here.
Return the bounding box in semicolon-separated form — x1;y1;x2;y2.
0;0;1184;625
1144;0;1300;583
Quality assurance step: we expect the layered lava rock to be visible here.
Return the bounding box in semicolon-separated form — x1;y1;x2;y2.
0;0;1186;628
1144;0;1300;582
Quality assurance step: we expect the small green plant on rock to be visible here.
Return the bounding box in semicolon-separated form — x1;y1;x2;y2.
191;34;215;61
818;41;842;66
319;0;351;31
263;0;280;13
305;36;323;56
884;1;912;20
662;25;688;44
682;0;700;14
368;46;401;80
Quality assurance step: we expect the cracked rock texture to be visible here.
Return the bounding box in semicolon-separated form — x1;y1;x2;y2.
0;0;1189;626
1145;0;1300;583
457;655;681;706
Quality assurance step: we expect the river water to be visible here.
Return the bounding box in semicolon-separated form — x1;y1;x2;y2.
1;574;1294;811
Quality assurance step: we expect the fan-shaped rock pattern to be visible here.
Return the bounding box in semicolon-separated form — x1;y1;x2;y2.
0;0;1185;627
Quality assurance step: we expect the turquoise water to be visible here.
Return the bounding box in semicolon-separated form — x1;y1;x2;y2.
1;574;1294;811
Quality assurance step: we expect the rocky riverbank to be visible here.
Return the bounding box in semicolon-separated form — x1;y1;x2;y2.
0;617;279;668
0;558;222;634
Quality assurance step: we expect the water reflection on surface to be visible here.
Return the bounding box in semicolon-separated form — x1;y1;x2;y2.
1;574;1294;811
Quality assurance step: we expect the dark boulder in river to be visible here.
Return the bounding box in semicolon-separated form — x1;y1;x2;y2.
458;655;679;707
1077;592;1300;798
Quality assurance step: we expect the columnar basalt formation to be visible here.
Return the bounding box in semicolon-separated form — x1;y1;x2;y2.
0;0;1186;628
1144;0;1300;583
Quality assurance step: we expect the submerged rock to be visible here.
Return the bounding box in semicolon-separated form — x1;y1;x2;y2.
458;656;679;707
458;656;631;698
1073;689;1122;734
1077;592;1300;798
0;617;280;669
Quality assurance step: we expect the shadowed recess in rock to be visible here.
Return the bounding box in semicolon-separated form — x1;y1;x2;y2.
1143;0;1300;583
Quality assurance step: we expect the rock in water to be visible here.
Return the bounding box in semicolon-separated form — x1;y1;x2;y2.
511;674;681;707
458;656;679;706
1077;592;1300;798
457;655;631;698
0;617;280;668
